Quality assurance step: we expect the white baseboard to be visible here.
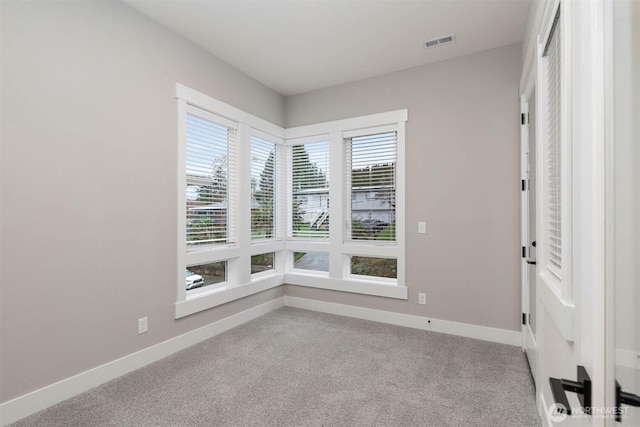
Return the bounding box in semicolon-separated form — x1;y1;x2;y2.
284;296;521;346
0;296;285;426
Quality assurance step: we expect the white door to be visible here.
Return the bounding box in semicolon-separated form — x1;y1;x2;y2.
534;1;606;425
606;0;640;425
521;88;538;387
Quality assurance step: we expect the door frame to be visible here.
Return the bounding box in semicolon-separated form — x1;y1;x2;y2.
520;65;537;380
603;0;640;422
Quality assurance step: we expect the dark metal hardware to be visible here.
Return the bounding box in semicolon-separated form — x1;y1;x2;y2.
616;381;640;422
522;179;526;191
532;241;536;247
549;366;592;416
522;246;527;258
527;260;537;265
522;313;527;325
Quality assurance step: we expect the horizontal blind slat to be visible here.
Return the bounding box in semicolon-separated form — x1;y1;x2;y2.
251;136;277;240
545;11;562;279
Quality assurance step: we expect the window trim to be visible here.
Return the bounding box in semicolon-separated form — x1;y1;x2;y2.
176;83;408;318
535;0;575;341
285;111;407;297
176;84;285;318
538;0;573;303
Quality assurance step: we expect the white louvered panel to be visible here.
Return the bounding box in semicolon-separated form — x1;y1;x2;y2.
185;106;237;248
289;140;330;238
251;136;277;240
345;132;397;242
545;14;562;278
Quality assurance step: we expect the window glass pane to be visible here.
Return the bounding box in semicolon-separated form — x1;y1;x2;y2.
251;136;276;240
293;251;329;272
291;141;330;238
186;110;236;247
347;132;396;242
544;13;562;279
251;253;274;274
350;256;397;279
185;261;227;290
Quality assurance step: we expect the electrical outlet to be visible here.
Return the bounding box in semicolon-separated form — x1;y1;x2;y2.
418;293;426;305
418;222;426;234
138;317;148;334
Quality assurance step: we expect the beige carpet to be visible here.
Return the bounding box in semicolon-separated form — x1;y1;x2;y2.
11;307;540;426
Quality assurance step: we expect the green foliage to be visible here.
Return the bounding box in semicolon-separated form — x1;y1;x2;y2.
188;217;226;244
291;198;305;233
351;219;368;239
253;150;275;238
376;222;396;241
291;145;328;191
291;144;329;233
196;157;228;204
351;163;395;187
190;261;226;285
350;220;395;241
251;253;274;273
188;217;212;242
351;256;397;279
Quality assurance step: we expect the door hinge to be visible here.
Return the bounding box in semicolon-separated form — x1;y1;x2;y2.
522;313;527;325
521;113;529;125
522;246;527;258
521;179;526;191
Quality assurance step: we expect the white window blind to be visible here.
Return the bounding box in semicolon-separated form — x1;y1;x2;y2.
289;141;330;238
345;132;397;241
185;106;237;248
544;12;562;278
251;136;277;240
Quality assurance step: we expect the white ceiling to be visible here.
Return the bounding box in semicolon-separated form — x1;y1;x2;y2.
124;0;530;96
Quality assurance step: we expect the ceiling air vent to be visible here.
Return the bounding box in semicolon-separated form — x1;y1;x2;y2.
423;34;456;49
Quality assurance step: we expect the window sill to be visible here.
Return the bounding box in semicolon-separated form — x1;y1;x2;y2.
175;270;406;319
175;273;284;319
284;272;408;300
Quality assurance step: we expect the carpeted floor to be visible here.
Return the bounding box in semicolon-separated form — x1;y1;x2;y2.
11;307;540;426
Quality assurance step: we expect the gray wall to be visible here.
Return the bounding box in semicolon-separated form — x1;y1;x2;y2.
285;44;522;332
0;1;284;402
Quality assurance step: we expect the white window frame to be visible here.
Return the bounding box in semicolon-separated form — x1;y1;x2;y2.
284;111;407;300
176;84;408;318
176;84;285;318
536;0;575;340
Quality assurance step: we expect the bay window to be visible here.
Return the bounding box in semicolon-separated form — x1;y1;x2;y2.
176;83;407;318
